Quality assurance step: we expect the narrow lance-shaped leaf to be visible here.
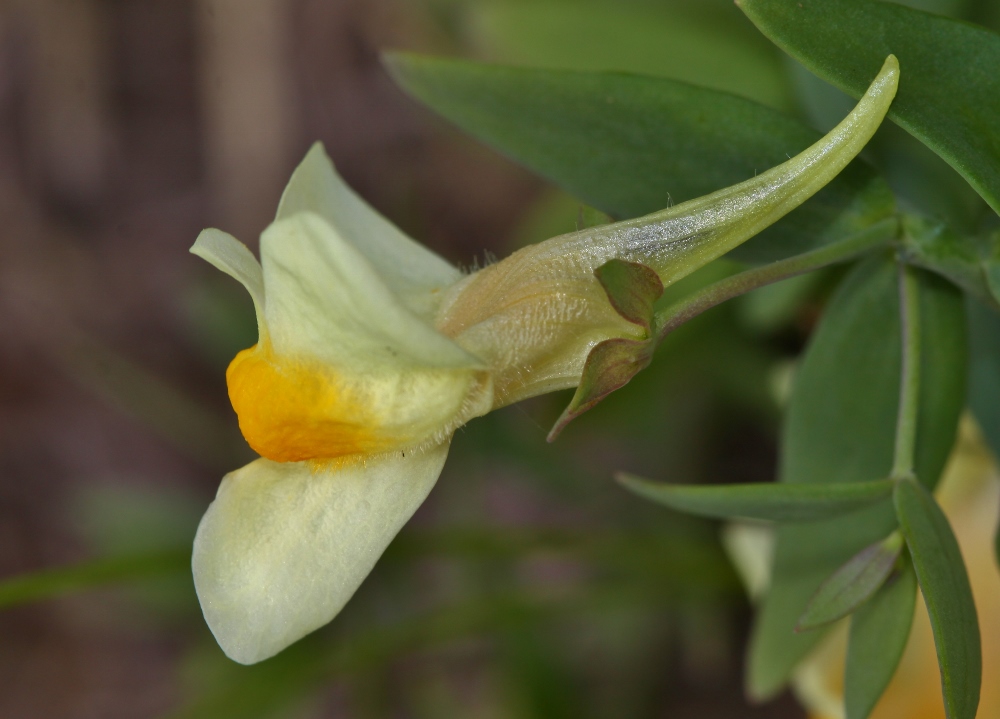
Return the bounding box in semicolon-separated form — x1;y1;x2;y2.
386;52;895;264
845;559;918;719
615;476;894;523
747;259;966;700
966;295;1000;459
894;478;981;719
738;0;1000;216
796;531;903;631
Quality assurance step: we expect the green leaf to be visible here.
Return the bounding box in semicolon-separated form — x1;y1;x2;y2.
462;0;794;109
0;551;189;610
614;476;894;522
796;532;903;631
901;215;1000;311
594;258;663;331
747;257;966;699
738;0;1000;216
966;294;1000;457
894;478;981;719
576;203;613;231
385;53;894;264
845;559;918;719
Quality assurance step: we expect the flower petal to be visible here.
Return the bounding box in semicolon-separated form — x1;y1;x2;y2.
276;143;461;320
192;442;450;665
225;211;491;462
190;228;266;334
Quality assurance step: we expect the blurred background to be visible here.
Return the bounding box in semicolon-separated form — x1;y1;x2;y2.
1;1;996;717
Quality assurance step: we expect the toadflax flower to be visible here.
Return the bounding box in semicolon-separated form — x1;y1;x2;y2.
190;56;899;664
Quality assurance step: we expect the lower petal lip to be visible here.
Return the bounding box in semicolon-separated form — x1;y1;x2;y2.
192;441;452;665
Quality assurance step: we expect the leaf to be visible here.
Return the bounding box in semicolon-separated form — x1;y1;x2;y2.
894;478;981;719
577;204;613;230
966;294;1000;458
594;258;663;331
614;476;894;522
547;338;654;441
462;0;793;110
796;532;903;631
0;551;189;610
901;215;1000;311
385;53;894;264
747;257;966;700
845;559;918;719
737;0;1000;216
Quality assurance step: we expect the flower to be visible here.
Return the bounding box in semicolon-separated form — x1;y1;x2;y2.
190;56;899;664
790;418;1000;719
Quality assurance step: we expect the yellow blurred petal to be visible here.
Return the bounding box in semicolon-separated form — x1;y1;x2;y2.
276;142;461;321
190;228;266;335
721;522;775;603
227;211;491;462
191;442;450;665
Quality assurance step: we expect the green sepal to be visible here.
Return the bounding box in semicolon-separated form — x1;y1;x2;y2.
547;337;654;442
894;478;981;719
845;558;918;719
796;532;903;631
548;259;663;440
614;476;894;523
737;0;1000;216
593;258;664;332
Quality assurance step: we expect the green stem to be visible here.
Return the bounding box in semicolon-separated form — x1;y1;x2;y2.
891;261;922;481
653;218;897;339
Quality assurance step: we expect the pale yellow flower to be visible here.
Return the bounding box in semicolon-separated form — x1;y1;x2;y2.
189;56;898;664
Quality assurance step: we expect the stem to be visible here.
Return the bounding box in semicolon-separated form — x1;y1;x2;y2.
891;261;922;481
653;218;897;339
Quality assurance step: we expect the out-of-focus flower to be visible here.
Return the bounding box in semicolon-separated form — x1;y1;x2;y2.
792;419;1000;719
726;418;1000;719
190;57;898;664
